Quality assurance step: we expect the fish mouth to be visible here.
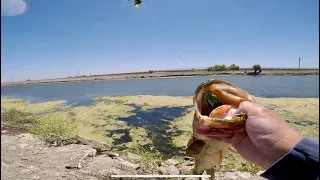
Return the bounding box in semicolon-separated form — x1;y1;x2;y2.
193;79;255;133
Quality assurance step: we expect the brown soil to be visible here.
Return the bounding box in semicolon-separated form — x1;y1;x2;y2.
2;69;318;87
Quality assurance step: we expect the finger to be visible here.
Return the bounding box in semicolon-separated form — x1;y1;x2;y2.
195;126;235;138
235;101;261;116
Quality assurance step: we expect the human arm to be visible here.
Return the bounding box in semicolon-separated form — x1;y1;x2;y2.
261;136;319;180
195;101;319;180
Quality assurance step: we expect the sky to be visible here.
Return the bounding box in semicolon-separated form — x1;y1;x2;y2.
1;0;319;82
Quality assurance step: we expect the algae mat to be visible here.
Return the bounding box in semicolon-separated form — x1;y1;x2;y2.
1;96;319;170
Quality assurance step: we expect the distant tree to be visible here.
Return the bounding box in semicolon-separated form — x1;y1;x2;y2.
214;64;227;71
207;64;227;71
227;64;240;71
252;64;262;70
207;66;214;71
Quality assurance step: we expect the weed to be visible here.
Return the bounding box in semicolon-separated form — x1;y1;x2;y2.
31;113;77;144
2;108;33;129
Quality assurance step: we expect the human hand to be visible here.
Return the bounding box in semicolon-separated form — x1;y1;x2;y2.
195;101;303;169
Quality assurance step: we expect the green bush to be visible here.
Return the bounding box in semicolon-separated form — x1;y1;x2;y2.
2;108;33;129
252;64;262;70
31;113;77;144
207;64;227;71
228;64;240;70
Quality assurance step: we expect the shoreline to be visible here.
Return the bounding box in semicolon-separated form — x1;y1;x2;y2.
1;95;318;178
2;69;319;87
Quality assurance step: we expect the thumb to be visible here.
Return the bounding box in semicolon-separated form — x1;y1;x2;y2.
235;101;261;116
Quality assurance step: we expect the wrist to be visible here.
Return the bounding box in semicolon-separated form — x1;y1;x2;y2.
262;128;303;169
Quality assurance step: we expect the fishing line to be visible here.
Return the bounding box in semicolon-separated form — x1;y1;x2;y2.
142;3;156;23
140;1;190;70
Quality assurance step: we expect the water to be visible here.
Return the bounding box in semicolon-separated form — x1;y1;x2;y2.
107;104;192;156
1;76;319;105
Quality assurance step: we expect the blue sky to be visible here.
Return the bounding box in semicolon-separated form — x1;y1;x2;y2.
1;0;319;82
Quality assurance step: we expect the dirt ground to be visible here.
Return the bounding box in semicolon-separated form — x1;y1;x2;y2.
1;122;266;180
2;69;318;86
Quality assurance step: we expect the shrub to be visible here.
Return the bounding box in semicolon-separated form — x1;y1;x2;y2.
228;64;240;71
252;64;262;70
31;113;77;144
2;108;33;129
207;64;227;71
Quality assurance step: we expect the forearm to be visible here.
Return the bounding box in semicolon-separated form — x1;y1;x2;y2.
261;137;319;180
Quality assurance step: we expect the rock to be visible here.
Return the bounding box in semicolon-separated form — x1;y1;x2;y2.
126;152;141;164
65;149;97;169
108;152;119;158
1;133;105;180
220;171;255;179
238;172;253;179
165;159;179;166
120;161;140;171
167;165;180;175
185;161;194;166
115;157;125;162
87;149;97;157
17;133;37;141
75;135;112;152
158;165;180;175
158;166;169;175
179;165;193;174
224;172;239;179
184;156;193;161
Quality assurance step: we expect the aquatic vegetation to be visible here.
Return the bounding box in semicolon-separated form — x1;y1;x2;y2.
1;97;67;114
1;95;318;173
95;95;192;110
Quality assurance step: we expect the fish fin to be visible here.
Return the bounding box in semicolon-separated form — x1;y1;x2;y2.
215;150;223;170
229;147;238;154
186;136;205;157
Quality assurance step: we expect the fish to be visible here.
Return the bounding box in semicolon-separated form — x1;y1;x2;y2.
186;79;256;180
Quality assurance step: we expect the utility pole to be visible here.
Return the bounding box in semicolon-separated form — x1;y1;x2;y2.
77;69;80;77
299;57;301;69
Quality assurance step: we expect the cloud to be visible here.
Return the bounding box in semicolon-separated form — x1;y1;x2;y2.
1;0;27;16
